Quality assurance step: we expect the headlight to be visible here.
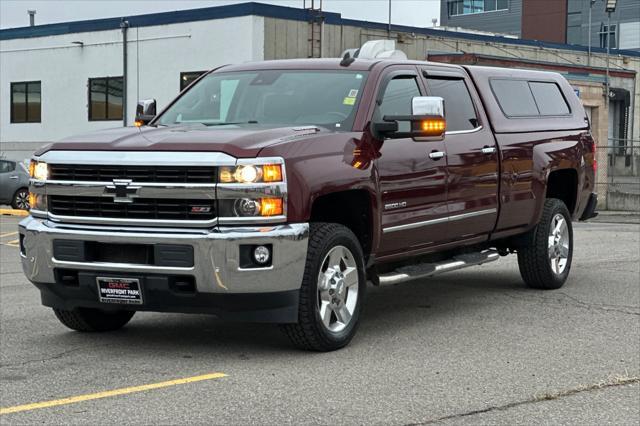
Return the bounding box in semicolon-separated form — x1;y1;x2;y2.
219;164;283;183
29;160;48;181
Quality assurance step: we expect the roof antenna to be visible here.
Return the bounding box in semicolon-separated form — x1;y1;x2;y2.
340;51;356;67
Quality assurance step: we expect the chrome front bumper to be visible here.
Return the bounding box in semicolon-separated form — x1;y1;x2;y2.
19;216;309;294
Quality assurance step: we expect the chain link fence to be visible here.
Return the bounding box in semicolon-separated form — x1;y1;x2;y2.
595;139;640;211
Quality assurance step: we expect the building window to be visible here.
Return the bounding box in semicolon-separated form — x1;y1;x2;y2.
88;77;123;121
180;71;207;91
599;24;617;49
10;81;41;123
449;0;508;17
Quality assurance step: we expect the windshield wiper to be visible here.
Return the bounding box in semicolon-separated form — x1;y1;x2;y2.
205;120;259;126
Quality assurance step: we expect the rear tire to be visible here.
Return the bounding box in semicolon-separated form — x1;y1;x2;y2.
53;308;135;332
517;198;573;289
11;188;29;210
281;223;366;351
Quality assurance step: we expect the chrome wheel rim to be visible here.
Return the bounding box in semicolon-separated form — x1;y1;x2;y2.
316;245;359;333
15;191;29;210
548;213;569;275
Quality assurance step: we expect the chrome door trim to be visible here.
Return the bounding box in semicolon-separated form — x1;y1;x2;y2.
446;126;483;135
383;208;497;234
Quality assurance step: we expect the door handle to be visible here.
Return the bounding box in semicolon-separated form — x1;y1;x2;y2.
9;175;19;180
429;151;446;160
481;146;496;155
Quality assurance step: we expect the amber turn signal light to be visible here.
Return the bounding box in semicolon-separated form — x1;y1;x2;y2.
260;198;283;216
419;118;446;136
262;164;283;182
134;120;144;127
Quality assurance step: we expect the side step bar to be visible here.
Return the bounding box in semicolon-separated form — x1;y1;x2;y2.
377;250;500;286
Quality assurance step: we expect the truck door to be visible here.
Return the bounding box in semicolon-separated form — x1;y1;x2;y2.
374;68;450;257
421;69;499;241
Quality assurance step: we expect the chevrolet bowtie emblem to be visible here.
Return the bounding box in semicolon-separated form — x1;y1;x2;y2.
104;179;141;203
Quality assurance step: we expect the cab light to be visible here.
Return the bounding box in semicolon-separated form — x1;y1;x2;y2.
260;198;283;216
29;160;48;181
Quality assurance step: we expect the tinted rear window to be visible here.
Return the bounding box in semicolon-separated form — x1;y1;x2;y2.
490;79;570;117
529;82;570;115
490;80;539;117
425;78;478;131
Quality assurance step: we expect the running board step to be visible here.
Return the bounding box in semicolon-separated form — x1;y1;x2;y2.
377;250;500;286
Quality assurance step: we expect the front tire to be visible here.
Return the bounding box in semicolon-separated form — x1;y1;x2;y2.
517;198;573;289
281;223;366;351
53;308;135;332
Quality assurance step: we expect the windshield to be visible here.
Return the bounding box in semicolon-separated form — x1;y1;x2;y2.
157;70;368;130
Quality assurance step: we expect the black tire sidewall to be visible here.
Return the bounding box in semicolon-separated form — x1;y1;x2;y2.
305;224;366;347
537;200;574;287
12;188;29;210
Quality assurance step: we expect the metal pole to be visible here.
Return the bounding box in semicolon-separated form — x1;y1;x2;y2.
606;12;610;107
388;0;391;38
587;0;595;66
121;19;129;127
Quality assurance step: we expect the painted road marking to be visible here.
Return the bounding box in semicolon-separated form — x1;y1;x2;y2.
0;209;28;217
5;239;19;247
0;372;227;415
0;231;18;238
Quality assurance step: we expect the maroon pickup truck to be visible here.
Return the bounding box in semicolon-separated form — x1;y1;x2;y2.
20;56;597;351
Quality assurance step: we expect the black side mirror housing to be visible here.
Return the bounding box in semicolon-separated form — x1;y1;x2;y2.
135;99;157;127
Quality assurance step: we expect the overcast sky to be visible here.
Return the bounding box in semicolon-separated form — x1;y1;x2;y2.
1;0;441;30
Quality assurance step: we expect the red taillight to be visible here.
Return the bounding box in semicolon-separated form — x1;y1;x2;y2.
591;139;597;173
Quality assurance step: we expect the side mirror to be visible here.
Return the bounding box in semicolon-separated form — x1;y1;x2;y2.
134;99;157;127
372;96;446;141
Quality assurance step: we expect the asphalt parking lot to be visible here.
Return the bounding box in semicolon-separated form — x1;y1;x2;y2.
0;214;638;425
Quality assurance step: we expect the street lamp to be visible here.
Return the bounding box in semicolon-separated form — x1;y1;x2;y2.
605;0;617;13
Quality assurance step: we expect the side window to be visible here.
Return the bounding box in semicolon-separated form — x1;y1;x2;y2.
490;79;571;117
490;79;539;117
377;76;421;132
529;82;570;115
0;161;16;173
425;78;478;131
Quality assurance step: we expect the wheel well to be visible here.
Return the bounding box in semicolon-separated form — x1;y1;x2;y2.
546;169;577;214
310;190;373;258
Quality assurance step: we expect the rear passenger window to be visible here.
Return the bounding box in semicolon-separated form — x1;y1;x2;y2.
425;78;478;131
490;80;539;117
491;79;571;117
529;82;570;115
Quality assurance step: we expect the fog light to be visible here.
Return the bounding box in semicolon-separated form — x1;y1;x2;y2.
253;245;271;265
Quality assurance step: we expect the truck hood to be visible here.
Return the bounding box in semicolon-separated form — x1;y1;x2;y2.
36;124;333;158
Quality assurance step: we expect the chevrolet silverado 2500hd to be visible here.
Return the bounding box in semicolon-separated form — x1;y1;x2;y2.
20;55;597;351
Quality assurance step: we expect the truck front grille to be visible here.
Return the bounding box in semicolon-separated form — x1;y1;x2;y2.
49;196;216;221
49;165;217;183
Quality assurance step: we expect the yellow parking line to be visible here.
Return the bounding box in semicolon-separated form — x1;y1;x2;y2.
0;372;227;415
0;231;18;238
0;209;28;217
5;239;19;247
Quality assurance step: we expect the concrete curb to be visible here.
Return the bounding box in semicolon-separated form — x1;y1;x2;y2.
0;208;28;217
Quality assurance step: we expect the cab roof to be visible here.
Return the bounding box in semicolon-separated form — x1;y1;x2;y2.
217;58;465;73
